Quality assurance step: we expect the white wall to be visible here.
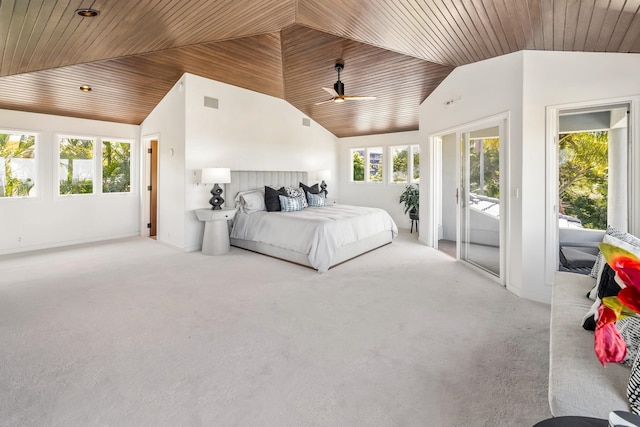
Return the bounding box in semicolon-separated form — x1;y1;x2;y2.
420;50;640;303
142;73;339;252
338;131;422;229
522;50;640;300
183;74;338;251
0;109;140;254
420;51;525;297
139;77;187;250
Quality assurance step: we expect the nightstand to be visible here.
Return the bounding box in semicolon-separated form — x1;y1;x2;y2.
195;208;237;255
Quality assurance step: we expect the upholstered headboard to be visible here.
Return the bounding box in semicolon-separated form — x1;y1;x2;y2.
226;171;308;208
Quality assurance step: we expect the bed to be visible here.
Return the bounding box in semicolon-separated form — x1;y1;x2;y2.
226;171;398;272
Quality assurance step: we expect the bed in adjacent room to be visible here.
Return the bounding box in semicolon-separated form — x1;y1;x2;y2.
226;171;398;272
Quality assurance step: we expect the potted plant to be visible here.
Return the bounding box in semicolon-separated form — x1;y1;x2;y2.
399;184;419;220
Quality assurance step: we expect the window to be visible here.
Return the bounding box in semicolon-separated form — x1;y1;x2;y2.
352;149;365;182
102;140;131;193
390;145;420;183
0;131;37;198
412;145;420;182
369;147;383;182
351;147;383;182
59;137;95;195
391;146;408;182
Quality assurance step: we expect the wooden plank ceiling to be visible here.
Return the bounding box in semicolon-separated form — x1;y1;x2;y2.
1;0;640;137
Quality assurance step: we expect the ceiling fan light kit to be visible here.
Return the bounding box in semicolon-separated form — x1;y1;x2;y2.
315;62;376;105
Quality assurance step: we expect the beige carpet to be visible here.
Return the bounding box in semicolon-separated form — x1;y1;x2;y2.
0;231;551;426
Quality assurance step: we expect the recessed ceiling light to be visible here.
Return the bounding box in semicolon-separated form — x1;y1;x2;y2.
79;85;92;92
76;8;99;17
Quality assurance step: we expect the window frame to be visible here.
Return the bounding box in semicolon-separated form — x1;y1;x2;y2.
350;147;384;183
57;134;97;196
101;138;133;194
388;144;420;184
0;128;39;200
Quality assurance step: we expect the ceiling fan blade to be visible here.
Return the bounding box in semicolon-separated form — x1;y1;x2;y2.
343;95;377;101
322;87;339;97
315;98;336;105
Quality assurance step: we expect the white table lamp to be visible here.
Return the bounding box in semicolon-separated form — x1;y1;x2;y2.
201;167;231;210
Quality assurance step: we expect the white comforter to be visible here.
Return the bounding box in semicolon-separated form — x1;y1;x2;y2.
230;204;398;272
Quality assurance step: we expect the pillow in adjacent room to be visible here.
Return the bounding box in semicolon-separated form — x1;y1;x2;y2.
582;263;621;330
582;234;640;330
279;194;304;212
264;186;287;212
591;226;640;278
307;192;325;207
628;352;640;414
617;317;640;367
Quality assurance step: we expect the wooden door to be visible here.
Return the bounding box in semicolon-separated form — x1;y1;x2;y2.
150;140;158;237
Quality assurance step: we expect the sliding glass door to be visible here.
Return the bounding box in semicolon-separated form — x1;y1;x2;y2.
459;126;503;278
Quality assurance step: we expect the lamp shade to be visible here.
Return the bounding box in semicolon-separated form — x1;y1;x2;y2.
201;167;231;184
315;169;331;182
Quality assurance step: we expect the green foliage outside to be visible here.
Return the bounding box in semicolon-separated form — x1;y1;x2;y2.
59;138;94;194
393;148;408;182
466;132;608;230
0;133;35;197
353;151;364;181
392;147;420;182
469;138;500;198
558;131;608;230
102;141;131;192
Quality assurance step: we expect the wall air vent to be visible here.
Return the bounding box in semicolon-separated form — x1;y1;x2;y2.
204;96;219;109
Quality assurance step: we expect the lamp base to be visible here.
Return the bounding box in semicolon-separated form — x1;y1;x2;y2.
209;183;224;210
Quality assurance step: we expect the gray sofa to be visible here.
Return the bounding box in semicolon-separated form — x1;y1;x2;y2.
549;271;630;417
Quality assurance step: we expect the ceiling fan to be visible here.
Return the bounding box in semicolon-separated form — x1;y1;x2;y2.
315;63;377;105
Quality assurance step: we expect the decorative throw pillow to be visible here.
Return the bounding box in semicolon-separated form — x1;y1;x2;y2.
300;182;320;195
307;192;325;207
591;226;640;278
582;263;621;331
617;317;640;367
283;186;308;208
264;186;287;212
628;350;640;414
279;194;304;212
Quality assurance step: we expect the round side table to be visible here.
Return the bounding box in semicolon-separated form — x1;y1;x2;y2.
195;207;237;255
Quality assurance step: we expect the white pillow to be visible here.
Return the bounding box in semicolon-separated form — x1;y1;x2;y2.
234;188;265;213
241;190;266;213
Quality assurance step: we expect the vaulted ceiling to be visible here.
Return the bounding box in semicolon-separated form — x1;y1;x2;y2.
2;0;640;137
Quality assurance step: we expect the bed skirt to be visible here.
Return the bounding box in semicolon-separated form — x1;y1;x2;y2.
230;230;393;272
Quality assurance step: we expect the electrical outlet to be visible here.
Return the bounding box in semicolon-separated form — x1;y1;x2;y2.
17;236;22;243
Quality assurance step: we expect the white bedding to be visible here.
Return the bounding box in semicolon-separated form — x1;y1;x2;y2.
230;204;398;272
